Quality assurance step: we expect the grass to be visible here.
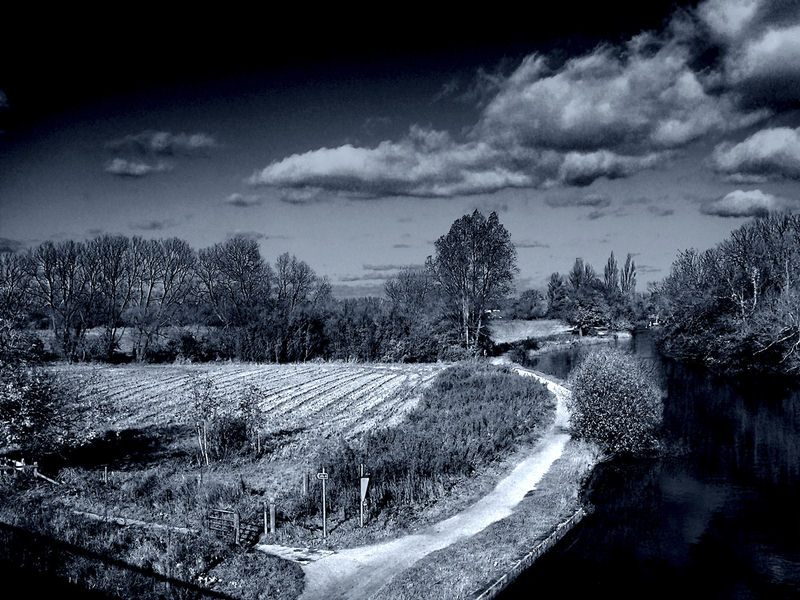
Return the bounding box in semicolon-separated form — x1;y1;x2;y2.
368;439;601;600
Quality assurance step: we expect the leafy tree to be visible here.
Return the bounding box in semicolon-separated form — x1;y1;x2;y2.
427;210;517;351
620;253;637;296
568;347;662;455
546;272;568;317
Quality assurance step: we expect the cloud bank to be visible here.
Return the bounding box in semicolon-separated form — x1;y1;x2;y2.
249;0;797;199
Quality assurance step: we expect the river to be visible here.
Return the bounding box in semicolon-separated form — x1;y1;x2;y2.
500;332;800;599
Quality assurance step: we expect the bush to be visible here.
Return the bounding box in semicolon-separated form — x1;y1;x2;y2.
568;348;662;455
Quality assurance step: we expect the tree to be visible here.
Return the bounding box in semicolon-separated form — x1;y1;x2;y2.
196;236;272;327
0;251;32;326
620;253;637;296
27;240;98;361
86;235;137;358
127;237;196;361
604;251;619;293
568;347;662;455
427;210;517;350
547;272;568;317
274;253;316;312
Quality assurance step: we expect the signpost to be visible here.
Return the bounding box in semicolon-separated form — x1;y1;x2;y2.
359;464;369;528
317;468;329;538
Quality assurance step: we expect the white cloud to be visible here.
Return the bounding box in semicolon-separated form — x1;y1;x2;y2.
711;126;800;180
250;126;535;197
701;189;799;217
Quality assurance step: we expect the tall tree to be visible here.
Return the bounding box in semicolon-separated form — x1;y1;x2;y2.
604;251;619;293
427;210;517;350
127;237;196;361
27;241;98;361
274;253;316;312
547;272;568;317
621;253;637;296
0;251;32;326
86;235;137;358
196;236;272;327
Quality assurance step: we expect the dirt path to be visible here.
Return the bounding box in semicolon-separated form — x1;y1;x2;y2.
261;365;571;600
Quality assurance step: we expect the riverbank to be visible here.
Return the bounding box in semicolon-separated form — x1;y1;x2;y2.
370;438;600;600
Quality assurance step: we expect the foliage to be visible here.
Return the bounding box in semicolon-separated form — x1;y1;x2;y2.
568;347;662;455
427;210;518;351
292;364;554;519
545;252;648;331
654;214;800;373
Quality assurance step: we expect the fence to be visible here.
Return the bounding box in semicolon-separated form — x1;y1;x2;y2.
0;457;60;484
205;509;261;547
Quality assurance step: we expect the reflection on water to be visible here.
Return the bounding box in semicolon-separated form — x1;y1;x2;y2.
504;331;800;599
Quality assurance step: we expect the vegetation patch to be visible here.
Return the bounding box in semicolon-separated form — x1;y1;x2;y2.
568;347;662;455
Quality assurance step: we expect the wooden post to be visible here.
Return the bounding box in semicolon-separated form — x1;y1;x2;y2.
263;502;268;536
234;511;241;545
269;498;276;534
321;468;327;538
302;471;309;496
360;464;364;528
104;466;108;484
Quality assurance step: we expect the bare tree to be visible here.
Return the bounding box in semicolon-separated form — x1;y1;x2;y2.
274;253;316;312
0;251;32;325
196;236;272;327
427;210;517;350
384;267;434;313
86;235;138;357
26;241;98;361
127;237;196;361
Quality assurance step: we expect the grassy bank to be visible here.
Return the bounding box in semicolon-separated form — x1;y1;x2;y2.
368;439;601;600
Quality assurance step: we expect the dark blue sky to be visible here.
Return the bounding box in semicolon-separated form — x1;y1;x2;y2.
3;1;800;296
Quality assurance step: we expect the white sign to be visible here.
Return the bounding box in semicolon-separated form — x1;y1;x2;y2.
317;472;329;480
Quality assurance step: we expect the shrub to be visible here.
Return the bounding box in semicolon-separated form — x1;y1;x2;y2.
568;347;662;455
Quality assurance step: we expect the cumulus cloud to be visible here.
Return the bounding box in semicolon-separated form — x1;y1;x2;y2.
249;0;797;199
711;126;800;180
701;189;799;217
105;158;171;177
475;44;759;153
250;126;534;197
107;131;217;156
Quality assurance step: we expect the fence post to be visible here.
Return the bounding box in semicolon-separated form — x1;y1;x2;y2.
104;466;108;485
302;471;309;496
234;511;241;545
263;502;268;536
269;498;276;534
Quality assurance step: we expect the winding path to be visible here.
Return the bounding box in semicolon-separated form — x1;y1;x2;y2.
259;364;571;600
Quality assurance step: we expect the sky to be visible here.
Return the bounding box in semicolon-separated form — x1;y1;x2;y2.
2;1;800;297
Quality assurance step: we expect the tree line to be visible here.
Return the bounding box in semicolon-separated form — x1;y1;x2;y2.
0;210;520;363
543;252;649;332
654;214;800;374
